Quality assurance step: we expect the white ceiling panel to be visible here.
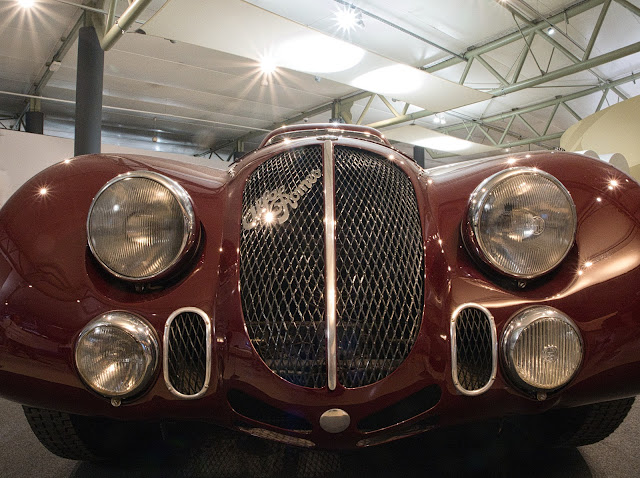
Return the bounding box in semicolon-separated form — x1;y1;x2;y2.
144;0;491;112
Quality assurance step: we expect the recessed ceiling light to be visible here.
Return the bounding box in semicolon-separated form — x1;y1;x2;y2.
335;5;363;32
18;0;35;7
259;56;277;74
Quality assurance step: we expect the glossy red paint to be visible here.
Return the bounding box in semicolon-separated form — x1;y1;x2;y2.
2;128;640;450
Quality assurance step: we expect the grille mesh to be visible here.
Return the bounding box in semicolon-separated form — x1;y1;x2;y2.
453;307;494;392
240;147;327;388
166;311;209;396
334;147;424;388
240;145;424;389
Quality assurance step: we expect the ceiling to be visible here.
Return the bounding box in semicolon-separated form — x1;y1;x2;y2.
1;0;639;166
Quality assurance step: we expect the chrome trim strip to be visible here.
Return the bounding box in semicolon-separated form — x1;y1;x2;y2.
450;303;497;396
323;140;338;391
163;307;212;399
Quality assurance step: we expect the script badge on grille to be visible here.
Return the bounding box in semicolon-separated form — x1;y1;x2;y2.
242;169;322;230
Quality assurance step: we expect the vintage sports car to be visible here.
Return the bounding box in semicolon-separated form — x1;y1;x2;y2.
1;123;639;461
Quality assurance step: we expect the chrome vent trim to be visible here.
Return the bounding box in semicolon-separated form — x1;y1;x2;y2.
451;304;497;396
164;307;212;399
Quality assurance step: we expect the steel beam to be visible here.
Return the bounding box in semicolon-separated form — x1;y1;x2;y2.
490;41;640;96
426;0;606;73
584;0;612;60
101;0;153;51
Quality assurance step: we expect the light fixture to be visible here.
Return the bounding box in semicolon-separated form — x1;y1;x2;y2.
547;27;555;35
335;5;364;32
259;56;277;75
18;0;35;7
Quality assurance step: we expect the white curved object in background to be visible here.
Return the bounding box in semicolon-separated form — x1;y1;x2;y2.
598;153;631;175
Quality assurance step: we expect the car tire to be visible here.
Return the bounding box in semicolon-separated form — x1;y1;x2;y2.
23;406;161;461
511;397;635;448
546;397;635;447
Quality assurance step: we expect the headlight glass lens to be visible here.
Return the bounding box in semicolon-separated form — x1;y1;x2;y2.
87;172;195;280
503;307;582;391
76;312;158;398
467;167;576;278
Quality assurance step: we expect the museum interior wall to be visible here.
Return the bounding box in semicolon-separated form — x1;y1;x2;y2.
0;130;227;207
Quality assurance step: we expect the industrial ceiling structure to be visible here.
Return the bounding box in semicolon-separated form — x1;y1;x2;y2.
1;0;639;167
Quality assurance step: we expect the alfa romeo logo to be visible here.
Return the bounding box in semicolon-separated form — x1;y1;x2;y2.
242;169;322;230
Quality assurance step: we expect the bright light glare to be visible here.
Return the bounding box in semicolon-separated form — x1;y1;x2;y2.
415;136;473;152
39;187;48;196
352;64;424;96
335;6;358;32
274;34;365;74
260;56;277;74
18;0;35;7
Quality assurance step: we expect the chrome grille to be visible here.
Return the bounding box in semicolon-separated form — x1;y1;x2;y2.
334;147;424;388
239;145;424;388
240;146;327;388
451;305;496;394
164;309;211;398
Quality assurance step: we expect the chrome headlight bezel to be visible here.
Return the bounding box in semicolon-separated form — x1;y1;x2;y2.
75;311;159;399
463;167;577;280
502;306;583;393
87;171;198;282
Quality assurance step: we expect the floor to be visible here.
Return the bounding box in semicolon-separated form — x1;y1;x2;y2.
1;396;639;477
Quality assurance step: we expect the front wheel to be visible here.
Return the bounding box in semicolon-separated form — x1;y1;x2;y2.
23;406;162;461
513;397;635;447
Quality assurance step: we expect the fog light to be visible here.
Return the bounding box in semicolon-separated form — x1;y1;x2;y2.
75;311;159;398
502;307;582;392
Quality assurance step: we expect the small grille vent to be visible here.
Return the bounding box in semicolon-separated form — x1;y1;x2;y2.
164;308;211;398
451;305;496;395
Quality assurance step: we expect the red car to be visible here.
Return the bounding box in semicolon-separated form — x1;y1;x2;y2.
1;123;639;460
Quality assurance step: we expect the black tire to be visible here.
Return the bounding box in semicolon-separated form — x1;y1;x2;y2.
23;406;162;461
512;397;635;448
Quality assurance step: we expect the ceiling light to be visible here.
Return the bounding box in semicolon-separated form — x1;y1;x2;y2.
433;116;441;124
547;27;555;35
18;0;35;7
335;5;359;32
259;56;277;74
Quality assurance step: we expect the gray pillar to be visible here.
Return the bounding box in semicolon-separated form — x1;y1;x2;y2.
413;145;426;168
74;26;104;156
25;112;44;134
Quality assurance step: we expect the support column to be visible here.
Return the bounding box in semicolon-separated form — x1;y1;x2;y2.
25;98;44;134
74;26;104;156
413;145;426;168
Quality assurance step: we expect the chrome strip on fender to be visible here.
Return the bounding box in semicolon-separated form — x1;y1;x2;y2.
323;139;338;391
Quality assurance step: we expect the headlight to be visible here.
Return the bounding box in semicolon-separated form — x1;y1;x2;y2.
464;167;576;279
87;171;197;281
502;307;582;393
75;311;159;398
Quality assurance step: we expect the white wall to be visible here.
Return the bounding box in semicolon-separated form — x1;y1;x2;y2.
0;130;228;207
